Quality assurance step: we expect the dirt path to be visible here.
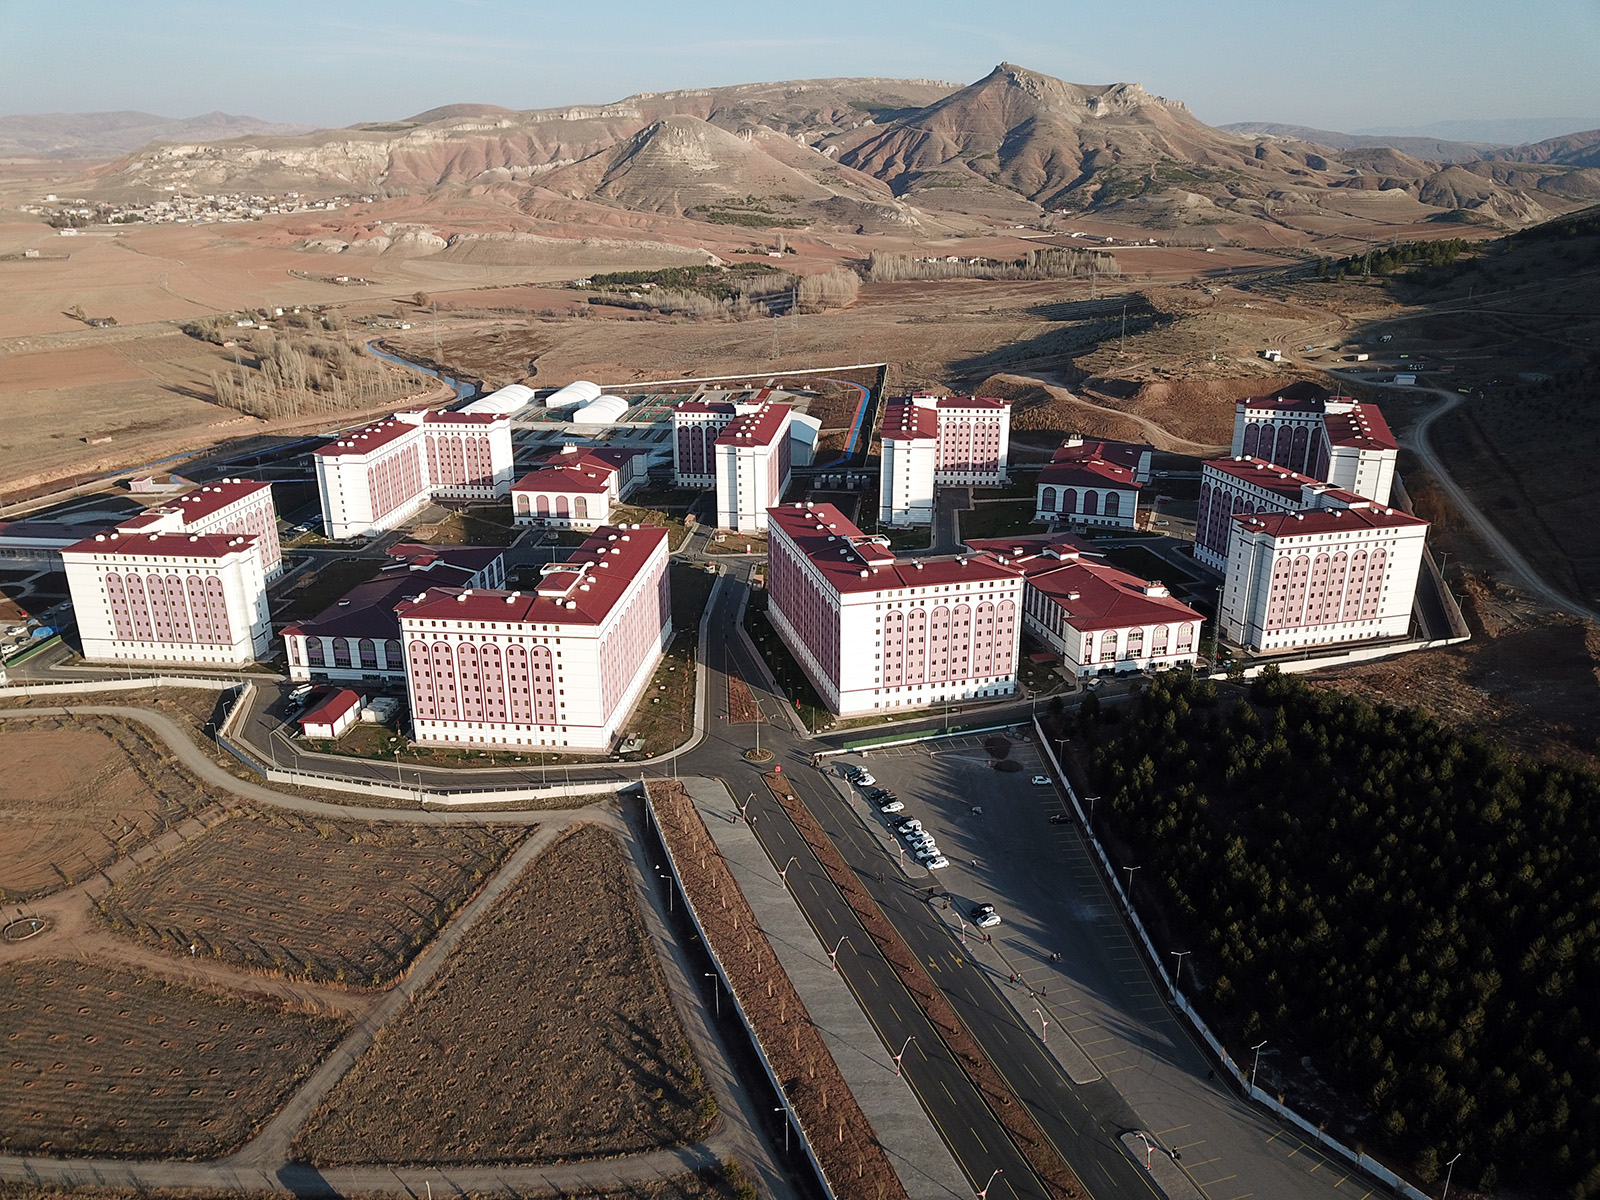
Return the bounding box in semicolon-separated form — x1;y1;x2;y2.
1003;369;1229;454
0;704;572;824
1349;375;1600;624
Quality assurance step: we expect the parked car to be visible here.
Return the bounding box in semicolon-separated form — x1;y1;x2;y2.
853;771;877;788
925;855;950;870
1031;775;1053;786
971;903;1001;928
1049;813;1073;826
913;845;944;862
878;799;905;814
896;818;923;834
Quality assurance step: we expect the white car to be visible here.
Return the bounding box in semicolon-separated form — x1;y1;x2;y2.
1031;775;1053;786
853;771;876;787
924;855;950;870
896;818;923;834
907;833;938;851
878;799;905;814
971;903;1001;928
913;845;943;862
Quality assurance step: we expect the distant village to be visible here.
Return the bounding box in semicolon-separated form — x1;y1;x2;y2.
15;190;377;229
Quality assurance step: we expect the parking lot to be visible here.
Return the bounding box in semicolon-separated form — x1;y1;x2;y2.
822;731;1376;1200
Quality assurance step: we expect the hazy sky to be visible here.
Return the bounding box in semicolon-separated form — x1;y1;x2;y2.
1;0;1597;133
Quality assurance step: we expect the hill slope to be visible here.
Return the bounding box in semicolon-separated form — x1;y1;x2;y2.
0;110;313;160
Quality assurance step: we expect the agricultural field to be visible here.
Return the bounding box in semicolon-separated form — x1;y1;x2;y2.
294;824;714;1165
0;713;217;901
0;958;345;1158
98;811;527;987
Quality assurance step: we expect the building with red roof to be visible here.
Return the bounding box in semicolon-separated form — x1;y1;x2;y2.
767;502;1023;716
1194;457;1329;570
298;688;365;740
966;535;1203;677
511;446;648;531
878;394;1012;526
395;523;670;751
282;544;506;684
1217;492;1427;653
1231;391;1396;506
62;527;272;665
110;478;283;579
1035;436;1152;529
313;409;514;540
672;398;817;532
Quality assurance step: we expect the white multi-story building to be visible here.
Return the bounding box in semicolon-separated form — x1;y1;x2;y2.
766;502;1023;716
313;410;514;540
63;529;272;665
673;398;815;533
395;524;671;751
1035;437;1151;528
282;544;506;684
1217;492;1428;653
511;447;648;531
112;478;284;579
878;394;1012;526
1231;392;1396;507
1194;458;1327;570
967;534;1202;677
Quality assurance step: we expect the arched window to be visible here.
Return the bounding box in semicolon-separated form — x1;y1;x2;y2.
307;639;326;666
1105;491;1121;518
515;493;530;515
1041;487;1057;513
555;495;570;518
574;495;588;519
359;638;378;669
1061;488;1077;515
536;495;550;517
1241;422;1261;457
1083;490;1100;517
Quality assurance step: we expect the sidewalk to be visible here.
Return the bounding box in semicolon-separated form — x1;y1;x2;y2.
680;778;969;1200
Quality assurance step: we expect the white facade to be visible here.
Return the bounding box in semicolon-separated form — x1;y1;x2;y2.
1231;393;1396;507
766;503;1024;717
877;395;1013;527
512;449;645;531
63;530;272;666
314;411;514;540
397;526;671;752
714;406;794;533
1218;497;1428;653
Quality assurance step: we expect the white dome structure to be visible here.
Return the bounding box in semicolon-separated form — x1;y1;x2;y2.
544;380;603;412
460;383;535;415
571;394;630;425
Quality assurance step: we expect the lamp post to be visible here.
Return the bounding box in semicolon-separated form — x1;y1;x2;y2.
957;917;969;947
1087;794;1099;827
1033;1007;1049;1043
773;1104;790;1153
1441;1151;1462;1200
737;794;752;823
656;864;673;913
893;1035;915;1076
703;972;720;1018
1171;950;1191;991
778;856;798;888
828;935;851;971
1250;1039;1268;1091
1123;864;1140;908
977;1168;1003;1200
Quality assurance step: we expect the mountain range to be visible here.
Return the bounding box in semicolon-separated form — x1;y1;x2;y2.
41;66;1600;235
0;110;314;160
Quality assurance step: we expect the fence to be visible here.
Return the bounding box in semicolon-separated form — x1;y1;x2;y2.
641;785;838;1200
0;674;239;698
1033;718;1427;1200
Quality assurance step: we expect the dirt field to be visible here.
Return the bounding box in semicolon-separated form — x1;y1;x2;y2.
294;824;714;1165
0;958;345;1158
0;713;220;900
0;1177;739;1200
98;811;527;987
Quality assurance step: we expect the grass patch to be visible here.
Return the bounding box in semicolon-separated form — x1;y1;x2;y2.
743;592;831;732
611;503;686;547
294;825;715;1165
707;532;767;556
956;499;1040;542
409;504;521;547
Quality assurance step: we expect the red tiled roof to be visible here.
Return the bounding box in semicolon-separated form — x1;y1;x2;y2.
313;418;419;457
1238;394;1326;414
396;525;667;628
1022;556;1203;634
1323;403;1397;451
300;688;363;728
163;479;273;524
512;458;616;495
962;533;1100;559
715;404;792;447
768;503;1020;596
1234;502;1426;538
936;395;1011;410
880;398;938;442
1204;456;1323;498
674;400;738;416
1051;438;1149;471
63;530;257;560
422;411;507;426
1039;457;1141;490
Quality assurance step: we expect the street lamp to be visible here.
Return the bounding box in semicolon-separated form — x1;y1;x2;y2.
1123;864;1140;906
656;864;673;913
704;972;720;1018
977;1168;1003;1200
737;794;752;823
893;1035;915;1076
778;856;798;888
1087;795;1100;827
1441;1151;1462;1200
828;935;851;971
1171;950;1191;991
1250;1039;1268;1091
774;1104;790;1153
1033;1007;1049;1043
957;917;969;947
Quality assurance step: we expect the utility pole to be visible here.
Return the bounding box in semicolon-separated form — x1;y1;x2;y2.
1120;302;1128;355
